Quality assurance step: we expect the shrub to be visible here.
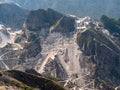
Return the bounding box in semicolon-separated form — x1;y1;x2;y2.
0;71;3;77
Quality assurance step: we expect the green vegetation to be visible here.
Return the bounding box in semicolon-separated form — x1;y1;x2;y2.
43;73;61;82
3;70;66;90
26;8;62;31
0;71;3;77
98;80;114;90
51;15;75;33
76;17;120;89
77;29;99;56
0;73;39;90
101;15;120;37
46;8;63;26
77;26;120;55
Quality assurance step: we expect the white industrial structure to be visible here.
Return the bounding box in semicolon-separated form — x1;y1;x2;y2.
75;16;91;30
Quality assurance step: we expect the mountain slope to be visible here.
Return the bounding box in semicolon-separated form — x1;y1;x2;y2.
26;8;63;32
101;15;120;39
0;69;66;90
0;27;42;70
10;0;120;19
0;6;120;90
31;15;120;90
77;26;120;89
25;8;75;35
0;3;29;29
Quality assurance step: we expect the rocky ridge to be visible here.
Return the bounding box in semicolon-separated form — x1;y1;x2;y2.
0;6;119;90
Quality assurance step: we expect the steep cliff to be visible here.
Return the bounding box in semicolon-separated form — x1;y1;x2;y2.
26;8;63;31
77;22;120;89
0;7;120;90
26;8;75;35
50;16;75;33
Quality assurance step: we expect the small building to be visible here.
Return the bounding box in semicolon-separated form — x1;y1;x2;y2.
75;16;91;30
